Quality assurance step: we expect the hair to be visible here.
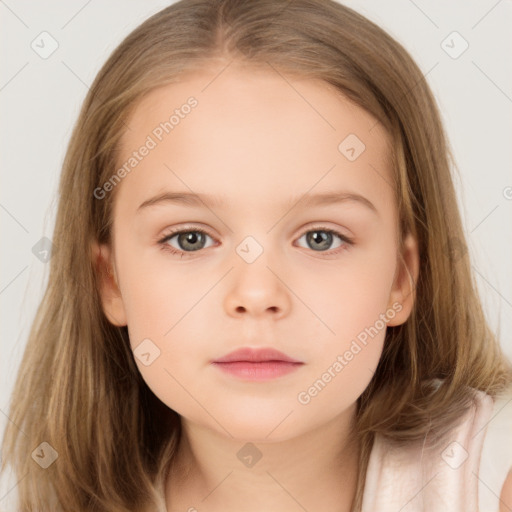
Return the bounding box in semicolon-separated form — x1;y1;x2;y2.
2;0;512;510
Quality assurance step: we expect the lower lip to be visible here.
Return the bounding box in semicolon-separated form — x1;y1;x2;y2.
211;361;303;381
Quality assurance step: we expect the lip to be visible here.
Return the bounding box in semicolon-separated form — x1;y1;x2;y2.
212;361;302;381
211;347;304;382
211;347;302;364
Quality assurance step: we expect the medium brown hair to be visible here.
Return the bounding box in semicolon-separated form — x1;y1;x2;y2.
2;1;512;510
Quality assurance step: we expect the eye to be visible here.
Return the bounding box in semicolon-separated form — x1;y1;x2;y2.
157;225;354;258
158;227;215;257
295;226;353;254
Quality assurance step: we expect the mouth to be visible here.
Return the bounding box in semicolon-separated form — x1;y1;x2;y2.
211;347;304;381
212;347;303;364
211;360;303;381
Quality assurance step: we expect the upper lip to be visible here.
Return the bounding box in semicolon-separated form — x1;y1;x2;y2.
212;347;303;364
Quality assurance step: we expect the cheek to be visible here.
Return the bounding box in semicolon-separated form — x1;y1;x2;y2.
117;242;207;341
297;246;396;399
296;271;392;415
119;261;209;414
302;243;397;341
117;252;214;404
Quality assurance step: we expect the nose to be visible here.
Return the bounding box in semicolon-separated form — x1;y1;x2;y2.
223;259;291;320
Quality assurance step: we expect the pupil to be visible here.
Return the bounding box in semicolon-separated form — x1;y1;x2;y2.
180;231;204;251
309;231;331;250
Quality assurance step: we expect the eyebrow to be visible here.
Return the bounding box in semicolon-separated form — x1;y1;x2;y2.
136;190;378;215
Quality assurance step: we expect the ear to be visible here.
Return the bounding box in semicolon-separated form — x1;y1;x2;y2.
91;241;127;327
386;231;420;327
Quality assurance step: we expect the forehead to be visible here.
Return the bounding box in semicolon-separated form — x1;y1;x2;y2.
114;63;395;218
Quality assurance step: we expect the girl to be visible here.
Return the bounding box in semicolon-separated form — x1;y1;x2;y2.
2;1;512;511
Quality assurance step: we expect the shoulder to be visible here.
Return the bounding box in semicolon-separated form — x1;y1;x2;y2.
500;469;512;512
361;385;512;511
477;386;512;512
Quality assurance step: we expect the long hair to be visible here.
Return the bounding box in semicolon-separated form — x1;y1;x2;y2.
2;1;512;510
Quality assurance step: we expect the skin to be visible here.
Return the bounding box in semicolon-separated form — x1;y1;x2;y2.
500;469;512;512
93;61;419;512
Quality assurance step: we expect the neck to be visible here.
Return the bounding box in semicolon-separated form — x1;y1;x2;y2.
165;403;360;512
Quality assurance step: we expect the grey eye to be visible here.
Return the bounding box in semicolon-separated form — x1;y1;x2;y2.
296;229;345;252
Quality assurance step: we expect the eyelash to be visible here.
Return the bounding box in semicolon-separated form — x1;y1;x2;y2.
157;225;354;258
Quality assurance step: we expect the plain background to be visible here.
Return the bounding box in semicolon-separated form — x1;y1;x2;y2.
1;0;511;506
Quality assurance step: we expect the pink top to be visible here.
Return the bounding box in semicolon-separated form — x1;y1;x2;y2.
361;388;512;512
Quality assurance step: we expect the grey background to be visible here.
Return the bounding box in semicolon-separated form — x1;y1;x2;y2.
1;0;511;506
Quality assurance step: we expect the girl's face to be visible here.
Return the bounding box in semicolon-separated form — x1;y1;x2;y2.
95;63;418;441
